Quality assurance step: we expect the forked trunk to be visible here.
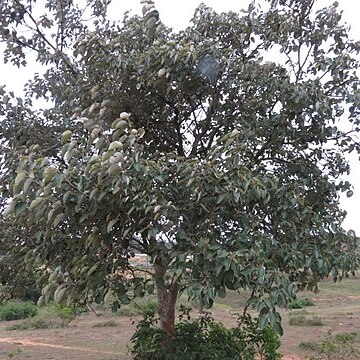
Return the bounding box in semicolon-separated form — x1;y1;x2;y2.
154;255;178;349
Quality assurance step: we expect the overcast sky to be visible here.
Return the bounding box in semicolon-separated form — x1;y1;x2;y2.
1;0;359;233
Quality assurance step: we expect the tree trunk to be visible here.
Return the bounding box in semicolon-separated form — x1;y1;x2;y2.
154;255;178;348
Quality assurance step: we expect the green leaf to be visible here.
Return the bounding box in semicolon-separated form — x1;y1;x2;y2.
23;178;33;194
61;130;72;144
216;194;226;204
14;172;26;187
54;173;63;188
217;288;226;298
107;218;118;233
146;283;154;294
14;201;27;216
53;213;64;227
87;262;100;277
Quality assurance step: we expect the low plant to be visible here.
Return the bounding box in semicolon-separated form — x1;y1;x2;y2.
118;299;159;317
319;331;359;360
299;331;359;360
0;302;37;321
298;341;318;351
237;313;281;360
130;308;281;360
6;348;22;359
288;310;323;326
288;297;314;309
93;319;118;327
54;304;81;324
5;318;56;331
333;332;357;343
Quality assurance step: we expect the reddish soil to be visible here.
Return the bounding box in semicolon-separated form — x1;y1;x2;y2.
0;313;135;359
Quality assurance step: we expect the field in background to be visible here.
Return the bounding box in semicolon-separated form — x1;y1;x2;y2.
0;275;359;360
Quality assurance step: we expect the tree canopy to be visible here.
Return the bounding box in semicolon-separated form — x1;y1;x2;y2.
1;0;359;337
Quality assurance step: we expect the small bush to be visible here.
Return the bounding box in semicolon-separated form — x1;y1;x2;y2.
130;310;281;360
0;302;37;321
289;310;323;326
118;299;158;317
54;304;82;324
288;297;314;309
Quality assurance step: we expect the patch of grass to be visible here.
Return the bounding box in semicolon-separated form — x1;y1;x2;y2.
289;310;323;326
299;332;359;360
117;299;158;317
298;341;318;351
5;318;61;331
6;348;22;359
334;331;357;342
288;297;314;309
0;302;37;321
319;331;359;360
53;304;85;325
93;319;118;328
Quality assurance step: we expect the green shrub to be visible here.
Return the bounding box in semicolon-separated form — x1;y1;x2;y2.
236;314;281;360
0;302;37;321
130;310;281;360
130;310;169;360
288;297;314;309
54;304;84;324
172;314;251;360
118;299;158;317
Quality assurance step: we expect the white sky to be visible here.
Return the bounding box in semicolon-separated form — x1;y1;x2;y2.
0;0;359;233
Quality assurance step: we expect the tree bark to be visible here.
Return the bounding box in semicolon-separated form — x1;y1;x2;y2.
154;254;178;346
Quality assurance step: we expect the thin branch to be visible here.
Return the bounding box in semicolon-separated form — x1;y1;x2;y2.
13;0;78;76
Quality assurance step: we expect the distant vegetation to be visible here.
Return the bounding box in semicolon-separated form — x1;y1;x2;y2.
0;302;37;321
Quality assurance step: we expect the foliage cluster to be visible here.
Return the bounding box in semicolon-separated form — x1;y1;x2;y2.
118;299;159;317
0;229;41;304
0;302;37;321
288;297;314;309
131;309;280;360
3;302;83;330
52;303;87;326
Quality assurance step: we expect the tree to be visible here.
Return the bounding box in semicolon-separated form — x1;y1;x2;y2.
1;0;359;342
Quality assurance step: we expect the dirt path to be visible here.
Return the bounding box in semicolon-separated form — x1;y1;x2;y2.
0;337;118;354
0;313;135;359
